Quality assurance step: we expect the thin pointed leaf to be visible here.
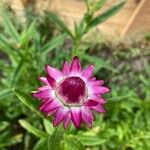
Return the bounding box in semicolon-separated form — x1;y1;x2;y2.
45;11;73;38
75;135;106;146
0;34;18;65
13;89;43;118
41;34;66;54
2;14;20;42
64;135;85;150
88;0;126;29
19;120;49;138
0;89;13;100
48;126;64;150
33;139;48;150
43;119;54;135
93;0;107;12
21;21;36;48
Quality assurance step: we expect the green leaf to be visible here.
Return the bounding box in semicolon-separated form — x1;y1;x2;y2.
19;120;49;138
0;89;13;100
43;119;54;135
81;54;116;72
10;60;24;86
33;139;48;150
92;0;107;12
75;135;106;146
0;121;9;132
2;13;20;43
88;0;126;29
45;11;73;38
13;89;43;118
41;34;66;54
20;21;36;48
0;134;22;148
64;135;85;150
0;34;18;65
48;126;64;150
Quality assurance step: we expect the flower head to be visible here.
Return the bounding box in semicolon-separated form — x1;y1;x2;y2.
33;57;109;128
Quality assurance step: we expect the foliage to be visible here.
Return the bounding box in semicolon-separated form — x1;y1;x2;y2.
0;0;150;150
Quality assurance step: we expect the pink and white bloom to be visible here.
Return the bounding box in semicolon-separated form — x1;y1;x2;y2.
33;57;109;128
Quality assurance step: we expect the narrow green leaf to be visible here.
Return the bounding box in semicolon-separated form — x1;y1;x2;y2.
45;11;73;38
75;135;106;146
33;139;48;150
0;121;9;131
13;89;43;118
0;89;13;100
81;54;116;72
20;21;36;48
41;34;66;54
0;134;22;148
10;60;24;86
2;14;20;42
64;135;85;150
48;126;64;150
92;0;107;12
0;34;18;65
88;0;126;29
19;120;49;138
43;119;54;135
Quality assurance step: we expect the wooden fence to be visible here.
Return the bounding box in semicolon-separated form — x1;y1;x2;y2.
7;0;150;37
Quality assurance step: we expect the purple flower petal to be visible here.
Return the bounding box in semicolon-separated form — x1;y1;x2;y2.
38;77;50;86
38;86;51;91
81;107;94;127
63;113;71;129
91;104;106;113
70;56;81;73
53;108;68;127
71;107;81;128
84;99;99;106
40;99;60;114
33;89;54;100
90;95;106;104
62;60;70;76
92;86;110;94
46;74;56;88
45;65;62;81
82;65;94;79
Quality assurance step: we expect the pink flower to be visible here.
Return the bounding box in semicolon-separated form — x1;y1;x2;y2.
33;57;109;129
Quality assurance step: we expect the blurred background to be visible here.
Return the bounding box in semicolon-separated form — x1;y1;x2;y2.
0;0;150;150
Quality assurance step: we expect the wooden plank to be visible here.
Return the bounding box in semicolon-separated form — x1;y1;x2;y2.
121;0;150;36
47;0;140;37
7;0;149;37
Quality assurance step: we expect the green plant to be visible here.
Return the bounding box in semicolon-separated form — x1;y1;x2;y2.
2;0;150;150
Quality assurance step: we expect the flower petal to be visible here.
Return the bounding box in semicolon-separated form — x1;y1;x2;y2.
90;95;106;104
33;89;54;100
63;112;71;129
38;86;51;91
53;107;68;127
88;80;104;86
84;99;99;107
62;60;70;76
81;107;94;127
90;104;106;113
70;107;81;128
70;56;81;73
38;77;50;85
45;65;63;81
92;86;110;94
46;74;56;88
40;99;61;115
82;65;94;79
